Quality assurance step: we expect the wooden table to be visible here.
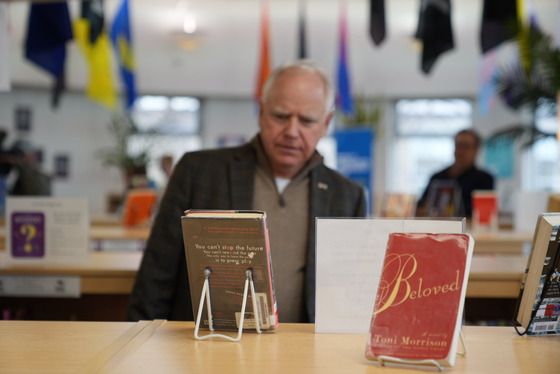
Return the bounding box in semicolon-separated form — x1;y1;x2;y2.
0;321;558;373
89;226;150;241
0;251;527;322
0;225;151;251
0;252;142;294
0;252;526;298
0;252;142;321
471;230;533;254
466;254;527;298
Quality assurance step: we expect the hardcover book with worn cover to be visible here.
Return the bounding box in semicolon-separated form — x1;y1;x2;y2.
365;233;474;367
181;210;278;332
514;213;560;335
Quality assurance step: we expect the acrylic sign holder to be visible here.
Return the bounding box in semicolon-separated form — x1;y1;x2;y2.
194;267;262;342
376;331;467;372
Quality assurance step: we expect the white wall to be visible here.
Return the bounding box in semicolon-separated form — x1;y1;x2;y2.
0;89;122;216
1;0;558;215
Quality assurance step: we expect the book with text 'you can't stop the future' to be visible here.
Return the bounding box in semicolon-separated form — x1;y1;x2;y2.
365;232;474;368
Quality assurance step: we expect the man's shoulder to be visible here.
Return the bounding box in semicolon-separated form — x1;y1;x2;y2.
429;167;452;180
179;143;255;164
473;167;494;178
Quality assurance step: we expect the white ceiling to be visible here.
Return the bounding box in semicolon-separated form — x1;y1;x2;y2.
5;0;560;99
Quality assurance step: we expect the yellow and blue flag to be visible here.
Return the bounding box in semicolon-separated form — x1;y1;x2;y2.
74;0;116;109
24;2;73;108
110;0;136;110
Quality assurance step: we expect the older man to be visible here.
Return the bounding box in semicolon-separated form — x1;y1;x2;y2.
128;60;366;323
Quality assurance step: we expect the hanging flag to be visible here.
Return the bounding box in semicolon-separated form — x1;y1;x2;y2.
255;0;271;103
110;0;136;110
24;2;73;108
75;0;116;109
478;50;498;116
336;0;353;116
414;0;454;75
369;0;386;46
480;0;519;54
298;0;307;59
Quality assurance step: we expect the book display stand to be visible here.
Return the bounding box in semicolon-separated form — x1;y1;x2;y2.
514;268;559;336
376;332;467;372
194;267;262;342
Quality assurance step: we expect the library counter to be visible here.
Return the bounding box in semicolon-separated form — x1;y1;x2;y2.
0;321;558;373
0;252;141;294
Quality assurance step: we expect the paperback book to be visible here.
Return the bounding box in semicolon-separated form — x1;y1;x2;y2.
514;213;560;335
365;232;474;367
181;209;278;332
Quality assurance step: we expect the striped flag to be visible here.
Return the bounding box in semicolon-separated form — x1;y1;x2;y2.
74;0;116;109
110;0;137;110
255;0;271;103
336;0;353;116
478;50;498;116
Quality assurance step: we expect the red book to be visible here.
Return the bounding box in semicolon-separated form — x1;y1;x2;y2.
472;190;498;232
122;189;158;227
365;233;474;367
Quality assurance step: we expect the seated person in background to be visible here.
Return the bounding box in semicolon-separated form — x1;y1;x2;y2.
416;129;494;218
127;60;367;323
159;154;174;180
10;139;51;196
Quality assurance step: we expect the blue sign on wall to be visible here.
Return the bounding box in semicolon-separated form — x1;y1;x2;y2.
335;127;374;214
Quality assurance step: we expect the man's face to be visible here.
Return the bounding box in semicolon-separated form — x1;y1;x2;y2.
258;69;332;178
454;133;478;169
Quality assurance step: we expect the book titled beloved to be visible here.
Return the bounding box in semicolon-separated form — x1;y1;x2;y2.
181;210;278;332
365;233;474;367
514;213;560;335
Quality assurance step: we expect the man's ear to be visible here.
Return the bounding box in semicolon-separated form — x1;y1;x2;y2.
323;110;335;134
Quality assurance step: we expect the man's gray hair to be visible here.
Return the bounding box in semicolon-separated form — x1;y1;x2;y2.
260;60;335;113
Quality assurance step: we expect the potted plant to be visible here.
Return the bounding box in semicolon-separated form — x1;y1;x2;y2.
489;24;560;147
337;95;384;131
96;114;152;189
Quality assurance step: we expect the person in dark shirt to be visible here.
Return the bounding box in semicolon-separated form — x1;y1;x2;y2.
416;129;494;218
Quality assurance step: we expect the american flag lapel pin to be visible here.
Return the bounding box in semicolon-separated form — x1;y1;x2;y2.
317;182;328;190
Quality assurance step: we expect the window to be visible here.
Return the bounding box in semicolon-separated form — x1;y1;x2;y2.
522;101;560;191
129;95;202;188
389;98;473;196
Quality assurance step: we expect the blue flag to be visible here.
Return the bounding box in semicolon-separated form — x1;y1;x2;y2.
24;2;73;108
110;0;136;110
